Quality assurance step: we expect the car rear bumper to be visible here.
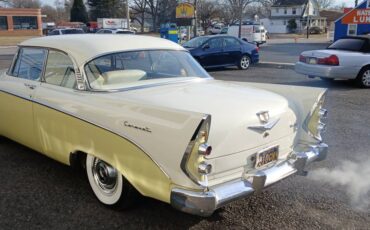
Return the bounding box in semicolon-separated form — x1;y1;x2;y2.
170;143;328;216
294;62;359;79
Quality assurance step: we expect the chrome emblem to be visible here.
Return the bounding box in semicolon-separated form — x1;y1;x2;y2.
256;111;270;124
248;111;280;132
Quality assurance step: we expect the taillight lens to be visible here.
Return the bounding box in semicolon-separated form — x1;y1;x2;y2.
303;92;328;141
317;55;339;66
299;55;306;63
181;115;212;187
255;47;259;52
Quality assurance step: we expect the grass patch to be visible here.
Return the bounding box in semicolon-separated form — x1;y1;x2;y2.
0;36;39;46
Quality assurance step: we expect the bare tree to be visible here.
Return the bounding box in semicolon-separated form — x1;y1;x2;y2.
131;0;147;32
316;0;334;9
197;1;220;31
226;0;254;37
9;0;41;8
145;0;160;32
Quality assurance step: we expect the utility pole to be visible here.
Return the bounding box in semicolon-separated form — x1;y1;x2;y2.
238;0;242;38
306;1;310;39
193;0;197;38
126;0;130;29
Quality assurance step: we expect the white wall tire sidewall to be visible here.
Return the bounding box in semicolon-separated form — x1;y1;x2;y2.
86;154;123;205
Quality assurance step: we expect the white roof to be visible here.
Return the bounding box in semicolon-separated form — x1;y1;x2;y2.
20;35;185;66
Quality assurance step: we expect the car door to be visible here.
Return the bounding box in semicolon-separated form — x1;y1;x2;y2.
223;37;242;65
32;50;81;163
199;37;224;67
0;47;46;152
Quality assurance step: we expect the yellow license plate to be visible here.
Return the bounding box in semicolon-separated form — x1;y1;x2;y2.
255;146;279;168
308;58;317;64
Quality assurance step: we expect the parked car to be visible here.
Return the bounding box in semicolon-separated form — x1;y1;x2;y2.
208;25;222;34
183;35;259;69
295;36;370;87
0;35;328;217
48;28;85;35
309;26;322;34
96;28;135;34
220;27;228;34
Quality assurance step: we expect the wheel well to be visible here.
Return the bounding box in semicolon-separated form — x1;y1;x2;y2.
69;151;87;170
357;64;370;77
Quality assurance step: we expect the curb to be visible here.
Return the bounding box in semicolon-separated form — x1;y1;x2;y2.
256;62;295;69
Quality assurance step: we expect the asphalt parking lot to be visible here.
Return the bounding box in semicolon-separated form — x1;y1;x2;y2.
0;53;370;229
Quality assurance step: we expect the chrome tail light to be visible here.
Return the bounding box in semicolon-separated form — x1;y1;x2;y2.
180;115;212;187
303;92;328;141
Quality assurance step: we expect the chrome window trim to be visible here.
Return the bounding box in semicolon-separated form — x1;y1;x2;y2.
81;49;213;92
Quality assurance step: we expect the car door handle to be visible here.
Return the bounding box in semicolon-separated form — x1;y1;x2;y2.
24;83;36;90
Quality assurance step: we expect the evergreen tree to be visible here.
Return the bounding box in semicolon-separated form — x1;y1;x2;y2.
88;0;127;21
71;0;88;23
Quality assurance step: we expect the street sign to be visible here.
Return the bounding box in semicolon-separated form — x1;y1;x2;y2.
176;3;195;19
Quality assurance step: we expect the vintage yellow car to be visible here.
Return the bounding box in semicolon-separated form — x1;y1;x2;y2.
0;35;328;216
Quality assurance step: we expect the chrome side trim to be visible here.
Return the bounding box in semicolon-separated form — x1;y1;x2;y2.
0;88;170;179
171;143;328;216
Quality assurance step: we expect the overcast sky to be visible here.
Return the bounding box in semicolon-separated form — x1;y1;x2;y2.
40;0;356;7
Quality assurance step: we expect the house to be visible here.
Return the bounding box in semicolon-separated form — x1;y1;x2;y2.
260;0;326;34
334;0;370;41
0;8;43;36
320;10;343;31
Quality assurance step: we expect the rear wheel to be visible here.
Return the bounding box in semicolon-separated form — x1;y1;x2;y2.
86;154;138;209
355;67;370;88
238;55;251;70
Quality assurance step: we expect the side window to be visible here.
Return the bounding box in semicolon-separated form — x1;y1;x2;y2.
224;37;240;47
12;48;46;81
208;38;223;49
44;50;77;89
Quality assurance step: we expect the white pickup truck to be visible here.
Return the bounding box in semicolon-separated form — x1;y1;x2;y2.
295;36;370;87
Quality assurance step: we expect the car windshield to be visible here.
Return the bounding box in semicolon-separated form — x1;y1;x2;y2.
183;37;209;48
84;50;210;90
327;38;365;52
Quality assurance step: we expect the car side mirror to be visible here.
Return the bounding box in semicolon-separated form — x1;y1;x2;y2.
203;44;210;50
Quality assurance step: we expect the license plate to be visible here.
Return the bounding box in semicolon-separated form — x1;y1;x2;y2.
308;58;317;64
255;146;279;168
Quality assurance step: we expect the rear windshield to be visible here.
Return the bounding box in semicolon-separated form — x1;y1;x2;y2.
327;38;365;52
62;29;84;34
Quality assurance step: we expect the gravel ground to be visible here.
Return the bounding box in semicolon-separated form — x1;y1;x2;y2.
0;59;369;229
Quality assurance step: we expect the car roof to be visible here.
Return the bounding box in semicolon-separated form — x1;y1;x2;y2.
345;35;370;40
197;35;239;39
20;34;185;66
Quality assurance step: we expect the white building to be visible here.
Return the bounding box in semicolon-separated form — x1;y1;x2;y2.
261;0;326;34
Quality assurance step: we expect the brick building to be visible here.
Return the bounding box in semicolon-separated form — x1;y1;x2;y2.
0;8;42;36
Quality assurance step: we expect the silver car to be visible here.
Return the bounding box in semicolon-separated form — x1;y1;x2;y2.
295;36;370;88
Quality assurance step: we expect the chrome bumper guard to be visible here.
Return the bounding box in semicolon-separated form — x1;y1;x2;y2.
171;143;328;217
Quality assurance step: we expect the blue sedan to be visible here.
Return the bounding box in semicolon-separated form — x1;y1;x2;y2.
183;35;259;70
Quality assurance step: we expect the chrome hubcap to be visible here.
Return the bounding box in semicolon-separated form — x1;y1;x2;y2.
92;158;118;194
241;57;250;69
362;70;370;86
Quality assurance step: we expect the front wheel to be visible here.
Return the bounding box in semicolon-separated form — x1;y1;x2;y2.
355;67;370;88
238;55;251;70
86;154;138;209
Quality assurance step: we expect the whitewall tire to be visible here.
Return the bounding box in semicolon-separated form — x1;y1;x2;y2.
86;154;137;208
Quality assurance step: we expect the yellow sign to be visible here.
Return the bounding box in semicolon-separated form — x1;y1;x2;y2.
176;3;195;19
